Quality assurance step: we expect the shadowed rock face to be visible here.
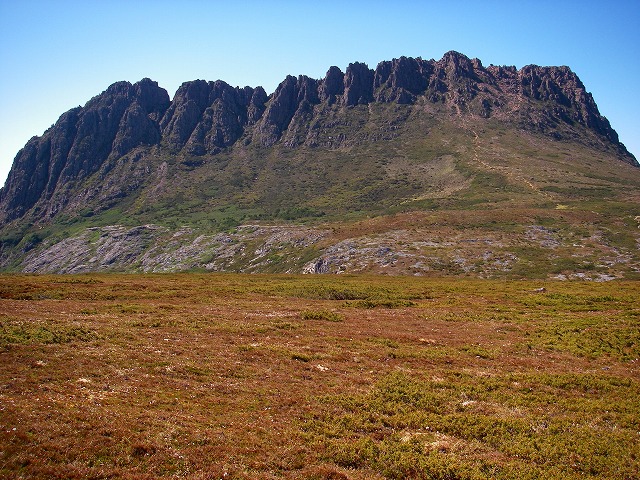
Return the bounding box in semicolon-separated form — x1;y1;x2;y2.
343;62;375;106
159;80;261;153
1;79;169;220
257;75;317;146
374;56;432;103
319;66;344;104
1;51;636;223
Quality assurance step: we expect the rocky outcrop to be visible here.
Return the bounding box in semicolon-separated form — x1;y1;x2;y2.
374;56;431;103
256;75;322;146
0;79;169;222
14;220;638;279
156;52;638;160
257;76;309;146
61;80;169;179
159;80;264;154
1;52;637;225
158;80;211;148
19;224;329;274
111;79;170;157
343;62;375;106
319;66;344;104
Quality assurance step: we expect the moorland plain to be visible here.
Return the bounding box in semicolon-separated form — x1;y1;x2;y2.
0;274;638;479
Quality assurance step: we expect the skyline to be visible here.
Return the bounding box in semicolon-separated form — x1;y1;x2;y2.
1;1;638;187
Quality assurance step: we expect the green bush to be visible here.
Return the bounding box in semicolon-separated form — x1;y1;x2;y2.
301;310;344;322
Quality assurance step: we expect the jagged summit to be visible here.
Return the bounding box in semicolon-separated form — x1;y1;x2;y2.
1;51;635;225
0;78;170;221
2;51;636;222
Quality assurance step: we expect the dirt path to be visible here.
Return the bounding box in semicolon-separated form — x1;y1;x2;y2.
453;98;554;199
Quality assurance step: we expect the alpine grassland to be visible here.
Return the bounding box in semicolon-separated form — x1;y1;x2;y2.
1;274;638;479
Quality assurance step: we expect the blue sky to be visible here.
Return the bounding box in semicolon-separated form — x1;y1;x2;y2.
1;0;638;186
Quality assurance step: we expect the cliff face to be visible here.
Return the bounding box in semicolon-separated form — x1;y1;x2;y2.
0;79;170;221
159;80;267;154
0;51;636;224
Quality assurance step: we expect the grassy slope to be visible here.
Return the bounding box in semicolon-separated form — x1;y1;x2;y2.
0;274;638;479
1;101;639;276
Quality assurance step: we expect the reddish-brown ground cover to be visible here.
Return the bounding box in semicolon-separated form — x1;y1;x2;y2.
1;275;638;479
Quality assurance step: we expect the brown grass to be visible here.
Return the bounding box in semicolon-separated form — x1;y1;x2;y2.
0;274;638;479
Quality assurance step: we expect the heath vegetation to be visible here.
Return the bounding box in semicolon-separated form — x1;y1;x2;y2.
0;274;638;479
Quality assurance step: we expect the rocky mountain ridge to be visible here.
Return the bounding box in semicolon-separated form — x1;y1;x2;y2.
0;51;638;278
1;51;636;225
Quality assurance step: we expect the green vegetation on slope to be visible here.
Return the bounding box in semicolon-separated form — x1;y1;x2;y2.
1;104;639;277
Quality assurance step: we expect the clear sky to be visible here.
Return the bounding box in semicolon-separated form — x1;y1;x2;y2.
1;0;638;186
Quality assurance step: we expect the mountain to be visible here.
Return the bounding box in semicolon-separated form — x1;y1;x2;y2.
1;51;638;278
